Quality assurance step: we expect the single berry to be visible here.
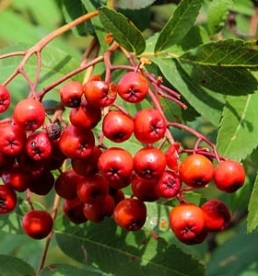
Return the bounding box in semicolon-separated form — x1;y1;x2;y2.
63;197;88;224
0;84;11;113
0;185;17;214
60;81;83;108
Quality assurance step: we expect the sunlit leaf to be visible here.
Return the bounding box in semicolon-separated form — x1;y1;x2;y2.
114;0;156;10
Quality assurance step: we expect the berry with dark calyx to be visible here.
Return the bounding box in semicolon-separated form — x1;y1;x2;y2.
0;84;11;113
169;203;207;245
156;170;181;199
0;185;17;213
131;174;159;202
13;98;45;131
71;146;102;176
179;154;214;188
201;199;231;231
113;198;147;231
102;110;134;143
25;131;53;161
98;147;133;189
213;160;245;193
60;81;83;108
134;108;167;144
63;197;88;224
133;147;167;179
0;124;26;157
55;168;83;200
77;173;109;204
116;71;149;103
22;210;53;239
83;80;117;108
59;125;95;159
69;100;102;130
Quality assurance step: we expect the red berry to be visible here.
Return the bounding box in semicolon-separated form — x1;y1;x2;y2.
98;147;133;189
133;147;166;179
0;185;17;214
77;173;109;204
179;154;214;188
213;160;245;193
83;80;117;108
0;124;26;156
69;100;102;129
113;198;147;231
55;169;83;200
165;143;180;171
29;170;55;196
102;110;134;143
25;131;53;161
22;210;53;239
131;174;159;202
169;203;207;245
13;99;45;131
63;197;87;224
116;71;149;103
155;170;181;199
134;108;166;144
201;199;231;231
0;84;11;113
60;81;83;108
59;125;95;159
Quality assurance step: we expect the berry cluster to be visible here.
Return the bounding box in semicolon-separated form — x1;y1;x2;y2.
0;68;245;245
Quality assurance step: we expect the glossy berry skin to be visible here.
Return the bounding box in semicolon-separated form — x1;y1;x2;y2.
131;174;159;202
29;170;55;196
83;80;117;108
169;204;206;245
116;71;149;103
55;169;83;200
156;170;181;199
213;160;245;193
59;125;95;159
13;99;45;131
113;198;147;231
133;147;166;179
165;143;180;171
201;199;231;231
22;210;53;239
71;146;102;176
26;131;53;161
0;84;11;113
0;124;26;156
63;197;87;224
69;100;102;129
134;108;166;144
179;154;214;188
60;81;83;108
98;147;133;189
0;185;17;214
76;173;109;204
102;110;134;143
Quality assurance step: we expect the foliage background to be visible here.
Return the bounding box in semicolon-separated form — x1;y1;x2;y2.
0;0;258;275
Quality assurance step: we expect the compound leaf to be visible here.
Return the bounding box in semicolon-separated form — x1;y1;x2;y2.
155;0;203;53
216;93;258;161
99;6;146;55
247;174;258;233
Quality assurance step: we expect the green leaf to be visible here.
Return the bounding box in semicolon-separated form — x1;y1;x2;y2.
0;254;35;276
247;174;258;232
180;39;258;68
216;93;258;161
154;0;203;53
55;216;205;276
40;264;103;276
179;62;258;95
99;6;146;55
150;57;224;126
114;0;156;10
206;229;258;276
207;0;233;35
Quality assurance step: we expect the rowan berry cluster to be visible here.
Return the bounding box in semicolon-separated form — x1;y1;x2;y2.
0;68;246;245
